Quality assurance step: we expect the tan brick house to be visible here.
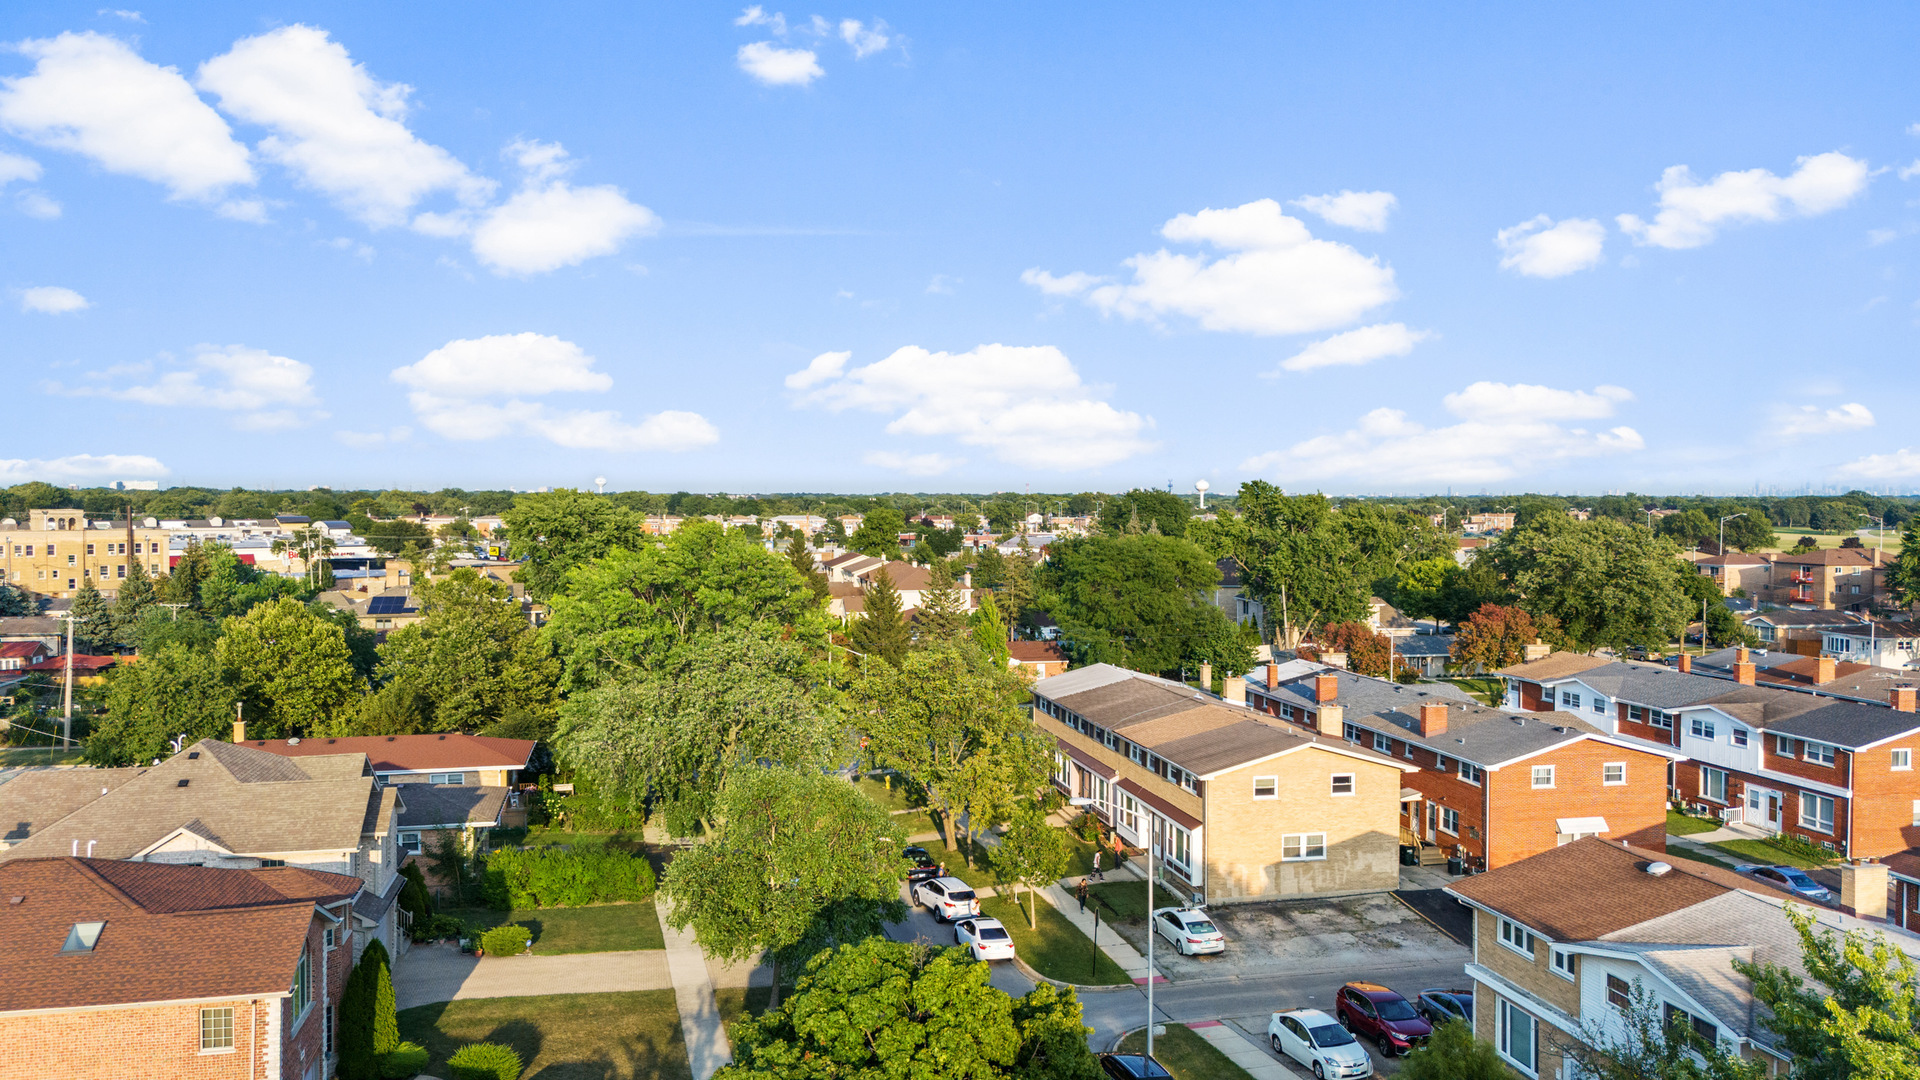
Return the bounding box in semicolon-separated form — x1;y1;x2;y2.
1761;547;1887;611
0;856;361;1080
0;509;173;599
1032;664;1413;904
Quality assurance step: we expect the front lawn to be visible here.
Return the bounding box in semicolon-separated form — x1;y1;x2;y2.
1709;837;1837;870
398;989;689;1080
1666;810;1721;836
1663;845;1739;871
1118;1024;1256;1080
1086;880;1188;924
0;746;83;767
715;985;777;1040
979;893;1132;986
1445;677;1506;708
441;900;665;954
854;774;924;813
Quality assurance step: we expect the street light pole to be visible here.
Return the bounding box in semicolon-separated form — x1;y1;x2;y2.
1069;794;1154;1059
1718;513;1746;558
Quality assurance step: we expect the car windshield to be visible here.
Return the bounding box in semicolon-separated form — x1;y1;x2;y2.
1310;1024;1356;1047
1781;870;1815;887
1377;999;1418;1021
948;889;976;901
979;927;1009;940
909;853;935;867
1184;920;1218;934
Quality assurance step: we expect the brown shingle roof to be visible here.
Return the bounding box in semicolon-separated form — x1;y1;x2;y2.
1447;838;1753;940
1493;652;1614;680
0;857;358;1012
245;733;534;774
1008;641;1066;664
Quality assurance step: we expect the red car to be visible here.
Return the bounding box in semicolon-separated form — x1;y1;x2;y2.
1335;982;1432;1056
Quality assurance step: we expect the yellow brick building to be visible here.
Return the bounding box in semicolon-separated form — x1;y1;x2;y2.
0;510;172;599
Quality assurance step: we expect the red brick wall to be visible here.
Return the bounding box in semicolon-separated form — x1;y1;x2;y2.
0;996;275;1080
1516;681;1553;711
1400;741;1489;862
1847;743;1920;858
1485;741;1669;868
1673;760;1853;855
1762;733;1854;788
1614;703;1679;748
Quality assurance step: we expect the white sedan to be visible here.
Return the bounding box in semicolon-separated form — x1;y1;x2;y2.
1270;1008;1373;1079
1152;907;1225;955
913;876;980;923
954;917;1016;961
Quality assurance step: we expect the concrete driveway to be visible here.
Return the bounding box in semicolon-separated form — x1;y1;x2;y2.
882;882;1038;1000
394;942;674;1011
1099;892;1468;983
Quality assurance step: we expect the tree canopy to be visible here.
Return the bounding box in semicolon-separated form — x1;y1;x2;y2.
217;597;363;737
373;568;560;733
1038;534;1243;676
503;489;646;600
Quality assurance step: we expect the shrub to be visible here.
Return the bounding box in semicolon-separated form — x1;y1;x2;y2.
480;846;656;909
379;1042;429;1079
1766;832;1836;864
448;1042;523;1080
479;924;532;956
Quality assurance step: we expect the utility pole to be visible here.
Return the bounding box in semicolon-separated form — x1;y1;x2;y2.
1718;513;1746;558
158;603;189;621
58;610;79;749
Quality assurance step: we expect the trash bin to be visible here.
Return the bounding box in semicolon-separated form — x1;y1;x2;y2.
1399;845;1418;866
1447;856;1465;876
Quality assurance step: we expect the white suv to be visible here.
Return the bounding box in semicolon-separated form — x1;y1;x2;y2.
1153;907;1225;955
914;876;980;922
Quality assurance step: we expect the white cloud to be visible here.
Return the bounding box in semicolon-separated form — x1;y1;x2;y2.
16;190;61;218
19;285;89;314
840;19;890;58
334;426;411;449
1242;382;1643;484
1289;190;1396;232
0;453;167;483
55;344;323;429
197;25;492;228
1774;402;1875;437
468;144;658;275
1025;198;1398;336
0;31;254;203
863;450;961;476
788;343;1155;469
1837;448;1920;479
392;333;716;452
738;42;823;87
101;10;145;23
926;273;957;294
1495;215;1607;277
735;6;789;34
1274;323;1429;374
0;150;41;185
1618;152;1871;249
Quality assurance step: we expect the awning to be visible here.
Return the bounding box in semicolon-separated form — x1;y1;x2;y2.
1057;740;1116;780
1556;816;1609;835
1117;777;1202;831
1399;787;1423;802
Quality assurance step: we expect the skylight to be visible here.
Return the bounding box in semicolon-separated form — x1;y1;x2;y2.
62;921;105;953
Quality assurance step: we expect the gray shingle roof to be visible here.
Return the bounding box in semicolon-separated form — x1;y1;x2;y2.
397;785;508;829
1263;667;1475;717
1549;661;1729;709
1392;635;1454;658
1690;685;1833;729
1767;699;1920;749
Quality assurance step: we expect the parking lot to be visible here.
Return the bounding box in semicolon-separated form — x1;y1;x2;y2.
1101;891;1469;983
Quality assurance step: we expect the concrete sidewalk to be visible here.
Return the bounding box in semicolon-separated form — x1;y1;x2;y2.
658;900;734;1080
1043;878;1156;984
392;942;672;1011
1192;1021;1295;1080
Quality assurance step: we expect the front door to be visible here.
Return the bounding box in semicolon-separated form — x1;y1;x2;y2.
1746;788;1781;833
1426;803;1438;843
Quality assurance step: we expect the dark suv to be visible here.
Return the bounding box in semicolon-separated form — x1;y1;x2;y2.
1336;982;1432;1056
903;846;941;884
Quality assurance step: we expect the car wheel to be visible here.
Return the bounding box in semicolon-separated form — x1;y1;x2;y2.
1312;1061;1325;1079
1338;1013;1351;1031
1271;1035;1283;1054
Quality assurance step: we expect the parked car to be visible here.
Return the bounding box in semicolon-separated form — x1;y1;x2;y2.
903;845;941;884
1335;982;1432;1056
1152;907;1225;956
1733;864;1833;904
1269;1008;1373;1079
954;917;1016;961
913;876;980;922
1414;989;1473;1026
1096;1053;1172;1079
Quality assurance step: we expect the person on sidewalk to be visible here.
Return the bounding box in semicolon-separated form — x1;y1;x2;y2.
1090;851;1103;881
1076;879;1088;912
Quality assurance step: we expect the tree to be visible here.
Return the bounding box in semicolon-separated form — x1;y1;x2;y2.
1001;541;1037;628
1890;518;1920;609
1097;489;1191;538
992;807;1074;928
217;597;364;737
1736;905;1920;1080
374;568;559;732
86;644;231;765
337;937;398;1080
1450;603;1566;672
850;568;912;668
785;532;829;603
1657;508;1715;549
556;622;840;836
916;559;968;644
716;936;1100;1080
109;560;156;649
68;578;113;653
1038;534;1222;674
1392;556;1455;628
1218;482;1371;647
351;680;434;735
1563;981;1763;1080
1398;1020;1508;1080
502;489;645;600
661;766;908;1001
1315;622;1393;678
1485;516;1690;653
0;583;32;617
970;592;1010;667
847;505;907;557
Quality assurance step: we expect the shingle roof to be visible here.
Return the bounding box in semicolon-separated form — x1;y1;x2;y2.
1008;641;1066;664
1392;635;1454;658
1767;699;1920;749
0;857;359;1012
1264;667;1476;717
1493;652;1614;680
0;617;63;638
1548;661;1729;709
1745;609;1871;629
397;785;508;829
245;733;535;774
1447;838;1749;939
1770;548;1883;567
0;768;145;845
1690;685;1834;729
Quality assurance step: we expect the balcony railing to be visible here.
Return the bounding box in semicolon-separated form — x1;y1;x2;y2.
1789;589;1814;603
1790;571;1817;584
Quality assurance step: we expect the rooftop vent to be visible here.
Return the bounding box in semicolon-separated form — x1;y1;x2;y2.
176;779;189;788
437;734;446;740
62;921;105;953
386;736;396;741
187;752;199;759
1645;862;1673;876
8;896;23;905
287;737;300;745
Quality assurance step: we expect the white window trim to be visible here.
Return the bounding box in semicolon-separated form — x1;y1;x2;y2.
1439;807;1460;836
1498;917;1537;958
1460;761;1483;786
1550;946;1577;981
1894;749;1913;772
1281;832;1328;862
1497;999;1540;1077
198;1006;237;1054
1330;773;1355;797
1531;765;1555;789
1602;762;1626;786
1251;776;1278;800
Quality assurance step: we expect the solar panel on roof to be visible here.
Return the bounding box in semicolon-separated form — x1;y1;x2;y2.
366;596;412;615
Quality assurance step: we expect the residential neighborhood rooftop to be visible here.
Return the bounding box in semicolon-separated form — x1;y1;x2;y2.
244;732;535;774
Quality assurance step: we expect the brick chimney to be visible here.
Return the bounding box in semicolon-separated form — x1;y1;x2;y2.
1735;646;1750;664
1419;702;1448;737
1894;686;1918;714
1317;702;1345;739
1677;653;1692;674
1735;658;1756;686
1816;655;1837;684
1315;673;1339;704
232;719;246;743
1840;859;1889;921
1199;661;1212;691
1521;640;1552;662
1267;664;1280;691
1223;676;1246;706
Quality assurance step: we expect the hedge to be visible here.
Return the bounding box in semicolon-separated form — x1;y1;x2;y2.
480;846;656;910
379;1042;428;1079
479;924;532;957
448;1042;523;1080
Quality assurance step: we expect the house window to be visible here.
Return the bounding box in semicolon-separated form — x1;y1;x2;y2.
1498;917;1536;957
1606;974;1632;1010
1603;763;1626;786
1331;774;1355;796
323;927;336;949
1731;728;1748;748
1591;696;1608;715
1460;762;1483;785
1343;722;1364;743
1373;732;1391;754
1628;704;1644;722
1911;800;1920;828
1252;776;1277;799
1436;755;1450;773
292;951;312;1019
1804;742;1836;767
200;1007;235;1052
1560;690;1581;709
1895;749;1913;771
1281;833;1327;861
1498;999;1539;1075
399;831;422;853
1664;1003;1718;1046
1800;792;1835;834
1649;709;1673;730
1440;807;1459;835
1776;736;1798;759
1689;717;1716;740
1531;765;1554;789
1550;947;1577;980
325;1004;335;1057
429;772;466;785
1700;767;1727;804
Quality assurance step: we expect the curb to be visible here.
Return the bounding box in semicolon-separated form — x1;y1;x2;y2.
1010;954;1137;993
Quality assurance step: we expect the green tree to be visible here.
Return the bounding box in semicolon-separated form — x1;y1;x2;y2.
785;532;829;603
1398;1020;1508;1080
716;937;1100;1080
1564;981;1763;1080
502;489;645;600
970;592;1010;667
1657;508;1716;549
1098;489;1191;538
1392;556;1455;628
1001;541;1037;628
916;559;968;644
1890;517;1920;608
337;957;375;1080
196;543;258;619
160;540;212;609
847;506;907;556
991;807;1074;928
1218;482;1371;647
1434;555;1509;625
351;680;434;735
0;583;32;617
1486;516;1690;653
109;560;156;649
850;568;912;668
69;578;113;653
1736;905;1920;1080
661;766;908;1001
86;644;231;765
556;622;840;836
374;568;559;732
1038;534;1222;674
369;937;399;1057
216;597;364;737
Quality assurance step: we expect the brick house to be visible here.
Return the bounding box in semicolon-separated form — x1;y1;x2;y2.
0;857;361;1080
1448;838;1905;1080
1761;547;1887;611
1031;664;1413;904
0;509;174;599
1691;646;1913;706
1494;652;1614;712
1694;552;1772;597
1007;641;1069;680
1742;608;1872;652
1249;666;1679;870
244;732;535;791
0;640;51;671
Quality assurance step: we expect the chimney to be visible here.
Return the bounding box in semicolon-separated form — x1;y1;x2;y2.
1894;686;1918;714
1315;673;1340;704
1317;702;1345;739
1199;661;1212;691
232;720;246;743
1267;664;1280;691
1419;702;1449;737
1677;653;1692;674
1735;659;1756;686
1522;640;1552;662
1840;859;1889;921
1322;651;1349;671
1735;646;1750;664
1816;655;1837;684
1223;676;1246;706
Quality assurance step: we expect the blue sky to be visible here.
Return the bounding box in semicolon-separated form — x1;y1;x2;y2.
3;3;1918;495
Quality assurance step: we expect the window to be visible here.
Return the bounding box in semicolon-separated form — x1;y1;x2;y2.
1592;696;1608;715
1331;774;1354;796
1281;833;1327;861
1460;761;1484;785
1560;690;1582;709
1804;742;1836;767
1689;717;1716;739
1731;727;1748;748
1701;767;1727;804
1912;800;1920;828
429;772;466;785
1649;709;1674;730
399;831;422;853
200;1007;235;1052
1606;974;1632;1011
1628;704;1644;722
1776;736;1799;759
1498;917;1536;956
1373;732;1391;754
86;543;94;555
1498;1000;1539;1075
1252;776;1277;799
1800;792;1835;833
1531;765;1555;789
1895;749;1913;771
324;926;337;949
1435;755;1450;773
1664;1003;1718;1046
325;1004;335;1057
292;951;312;1018
1343;722;1364;743
1440;807;1459;835
1550;947;1577;980
1603;762;1626;786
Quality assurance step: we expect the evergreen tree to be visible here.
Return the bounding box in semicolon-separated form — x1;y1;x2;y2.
970;592;1010;667
915;560;967;644
850;568;911;668
337;956;375;1079
1001;541;1036;627
109;560;156;649
0;583;33;618
367;936;398;1057
785;533;829;602
69;579;112;654
160;540;210;609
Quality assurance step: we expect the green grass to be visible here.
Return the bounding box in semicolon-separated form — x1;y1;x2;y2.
1086;880;1188;924
715;986;777;1042
855;774;925;813
515;826;648;852
895;810;941;839
1761;531;1903;555
1666;810;1722;836
398;989;690;1080
441;900;664;954
1708;837;1837;870
0;746;84;767
1663;845;1740;871
979;892;1132;986
1118;1024;1257;1080
1445;676;1506;707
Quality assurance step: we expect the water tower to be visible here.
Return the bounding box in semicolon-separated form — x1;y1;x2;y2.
594;476;608;494
1194;479;1210;510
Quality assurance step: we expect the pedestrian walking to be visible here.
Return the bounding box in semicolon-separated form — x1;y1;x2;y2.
1090;851;1103;881
1076;879;1088;912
